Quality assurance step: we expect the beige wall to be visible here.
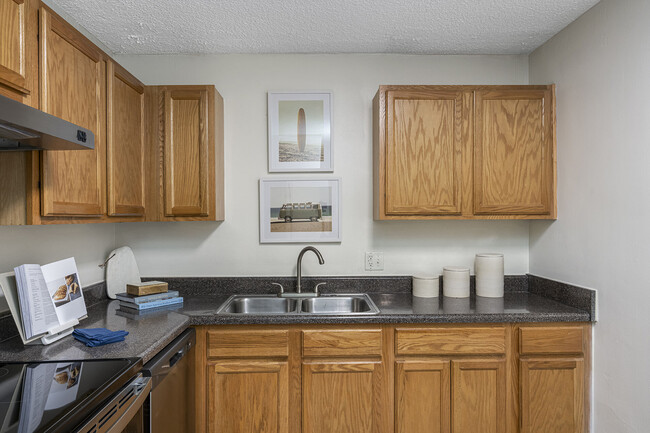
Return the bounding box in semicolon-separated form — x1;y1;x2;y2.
113;53;531;277
529;0;650;430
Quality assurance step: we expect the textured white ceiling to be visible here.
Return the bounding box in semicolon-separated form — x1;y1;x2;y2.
48;0;600;55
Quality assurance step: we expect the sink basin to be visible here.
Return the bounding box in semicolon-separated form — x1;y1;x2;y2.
301;295;380;315
217;296;298;314
217;294;380;315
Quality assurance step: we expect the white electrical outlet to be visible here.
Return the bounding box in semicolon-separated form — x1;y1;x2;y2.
365;252;384;271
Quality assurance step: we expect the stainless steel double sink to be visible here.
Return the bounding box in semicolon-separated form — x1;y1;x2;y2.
216;294;380;315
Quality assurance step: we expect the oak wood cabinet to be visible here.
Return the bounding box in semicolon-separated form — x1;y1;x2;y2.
374;85;556;220
518;325;590;433
38;6;106;218
301;329;385;433
302;361;382;433
1;6;225;225
208;360;289;433
194;323;590;433
145;85;224;221
107;61;146;217
395;360;450;433
395;326;507;433
0;0;37;104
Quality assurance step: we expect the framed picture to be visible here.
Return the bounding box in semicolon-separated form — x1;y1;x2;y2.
268;91;332;172
260;178;341;243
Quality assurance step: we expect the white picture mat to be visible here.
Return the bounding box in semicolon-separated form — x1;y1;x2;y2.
260;178;341;243
268;92;333;172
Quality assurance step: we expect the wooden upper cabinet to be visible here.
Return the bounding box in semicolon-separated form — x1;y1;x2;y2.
384;88;466;216
162;87;211;217
39;7;105;217
474;88;555;216
374;85;556;220
107;61;145;217
0;0;36;102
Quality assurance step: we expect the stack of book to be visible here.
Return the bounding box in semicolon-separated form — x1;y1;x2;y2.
116;281;183;312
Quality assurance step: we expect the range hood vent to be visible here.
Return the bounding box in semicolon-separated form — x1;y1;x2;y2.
0;94;94;151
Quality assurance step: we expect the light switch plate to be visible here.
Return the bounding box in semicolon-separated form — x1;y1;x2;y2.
365;252;384;271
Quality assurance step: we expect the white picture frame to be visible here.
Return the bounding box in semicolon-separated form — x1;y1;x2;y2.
268;91;333;172
260;178;341;243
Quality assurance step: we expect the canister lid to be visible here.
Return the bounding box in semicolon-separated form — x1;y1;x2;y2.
413;274;439;280
476;253;504;258
443;266;470;272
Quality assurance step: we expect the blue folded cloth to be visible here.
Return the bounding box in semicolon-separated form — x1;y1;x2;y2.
73;328;129;347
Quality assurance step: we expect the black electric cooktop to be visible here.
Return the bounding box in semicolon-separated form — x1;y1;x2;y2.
0;358;141;433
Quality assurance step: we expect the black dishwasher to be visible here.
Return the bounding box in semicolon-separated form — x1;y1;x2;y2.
141;328;195;433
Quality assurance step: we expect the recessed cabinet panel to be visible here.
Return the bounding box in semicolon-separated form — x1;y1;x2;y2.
39;8;105;217
520;358;584;433
0;0;29;96
163;89;209;217
451;359;506;433
302;361;381;433
107;62;145;217
208;360;289;433
474;89;554;215
395;360;450;433
385;90;464;215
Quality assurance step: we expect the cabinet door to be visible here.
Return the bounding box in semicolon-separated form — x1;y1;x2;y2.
302;361;381;433
208;360;289;433
107;61;145;216
451;359;506;433
385;89;465;215
163;88;210;217
520;358;584;433
395;360;450;433
39;8;105;217
474;88;555;216
0;0;31;98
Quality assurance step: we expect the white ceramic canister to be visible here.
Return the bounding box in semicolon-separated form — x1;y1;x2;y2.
442;266;470;298
412;275;440;298
475;253;504;298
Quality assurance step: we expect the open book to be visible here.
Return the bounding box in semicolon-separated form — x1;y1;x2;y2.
7;258;87;342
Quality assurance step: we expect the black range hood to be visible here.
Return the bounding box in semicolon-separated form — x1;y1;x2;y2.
0;93;94;151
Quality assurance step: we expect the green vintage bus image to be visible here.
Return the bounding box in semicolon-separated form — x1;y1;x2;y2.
278;202;322;222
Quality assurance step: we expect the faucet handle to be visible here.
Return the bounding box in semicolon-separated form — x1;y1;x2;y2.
270;283;284;296
314;282;327;295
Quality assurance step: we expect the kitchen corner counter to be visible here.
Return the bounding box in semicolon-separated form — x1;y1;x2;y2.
0;301;189;364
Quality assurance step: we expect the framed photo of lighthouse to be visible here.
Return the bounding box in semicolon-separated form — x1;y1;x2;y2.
268;92;332;172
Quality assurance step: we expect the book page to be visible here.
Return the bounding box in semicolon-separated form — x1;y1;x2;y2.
14;265;59;339
18;363;56;433
41;258;87;326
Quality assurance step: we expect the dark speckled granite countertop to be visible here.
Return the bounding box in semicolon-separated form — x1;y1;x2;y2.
0;275;594;363
180;291;590;325
0;300;189;364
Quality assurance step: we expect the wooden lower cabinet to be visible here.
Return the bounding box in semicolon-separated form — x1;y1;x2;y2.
207;360;289;433
520;358;584;433
395;360;450;433
452;359;506;433
302;361;382;433
195;323;590;433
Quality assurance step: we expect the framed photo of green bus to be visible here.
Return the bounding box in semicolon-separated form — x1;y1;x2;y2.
260;178;341;243
268;92;332;172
